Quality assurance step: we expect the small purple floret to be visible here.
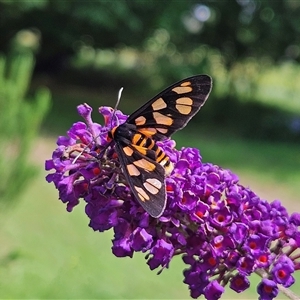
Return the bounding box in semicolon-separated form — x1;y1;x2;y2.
257;279;279;300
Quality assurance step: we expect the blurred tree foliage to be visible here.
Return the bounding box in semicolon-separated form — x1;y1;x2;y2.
0;30;51;209
1;0;299;69
1;0;300;142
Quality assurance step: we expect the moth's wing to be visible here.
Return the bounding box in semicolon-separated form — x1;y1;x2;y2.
114;141;166;218
126;75;212;140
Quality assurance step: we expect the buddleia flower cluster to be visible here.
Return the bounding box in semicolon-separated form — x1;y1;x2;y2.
45;103;300;300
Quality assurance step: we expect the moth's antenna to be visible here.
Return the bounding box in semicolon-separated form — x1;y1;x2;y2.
110;87;124;129
116;87;124;109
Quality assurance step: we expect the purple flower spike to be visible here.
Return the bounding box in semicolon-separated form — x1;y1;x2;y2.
46;104;300;300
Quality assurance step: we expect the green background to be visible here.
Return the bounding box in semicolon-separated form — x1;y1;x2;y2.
1;1;300;299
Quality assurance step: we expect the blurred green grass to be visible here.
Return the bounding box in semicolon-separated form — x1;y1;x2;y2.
0;172;189;299
1;131;300;299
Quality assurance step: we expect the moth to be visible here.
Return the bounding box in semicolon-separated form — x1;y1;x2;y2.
108;75;212;218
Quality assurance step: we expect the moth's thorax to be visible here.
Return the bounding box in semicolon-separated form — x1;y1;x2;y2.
112;123;150;146
108;123;133;142
110;123;130;135
110;123;173;173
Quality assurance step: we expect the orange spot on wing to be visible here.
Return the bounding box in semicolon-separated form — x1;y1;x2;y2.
153;112;173;126
156;127;168;134
180;81;192;87
172;86;192;94
175;104;192;115
127;164;140;176
176;97;193;105
135;116;147;126
133;159;156;171
151;98;167;111
143;178;162;195
123;146;134;156
134;186;150;201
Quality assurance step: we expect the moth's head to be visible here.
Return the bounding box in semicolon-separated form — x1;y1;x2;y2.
107;126;117;142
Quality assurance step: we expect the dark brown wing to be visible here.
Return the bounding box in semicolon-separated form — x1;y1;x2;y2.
126;75;212;140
